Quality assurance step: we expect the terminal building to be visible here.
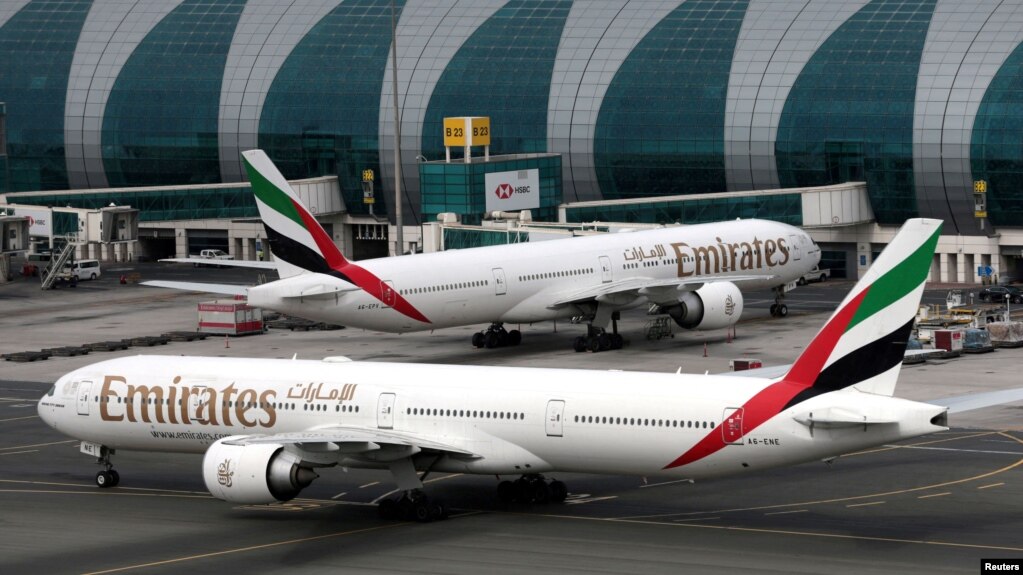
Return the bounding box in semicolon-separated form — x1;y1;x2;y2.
2;0;1023;282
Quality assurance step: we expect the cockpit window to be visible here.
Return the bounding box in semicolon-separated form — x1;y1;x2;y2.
46;384;56;397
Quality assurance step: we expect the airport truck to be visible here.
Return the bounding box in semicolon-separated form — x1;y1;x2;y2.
797;266;831;285
192;249;234;267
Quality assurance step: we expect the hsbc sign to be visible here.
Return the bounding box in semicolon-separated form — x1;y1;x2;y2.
484;169;540;212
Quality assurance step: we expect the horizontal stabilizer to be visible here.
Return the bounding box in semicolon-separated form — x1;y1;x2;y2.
926;386;1023;414
792;406;898;428
278;283;361;299
142;280;248;297
160;257;277;270
720;364;792;379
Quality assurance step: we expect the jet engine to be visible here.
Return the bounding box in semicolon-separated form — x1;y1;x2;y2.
664;282;743;330
203;437;319;504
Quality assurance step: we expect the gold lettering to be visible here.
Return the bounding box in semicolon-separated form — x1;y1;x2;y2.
221;383;238;427
693;245;721;275
776;237;790;265
100;375;124;422
765;239;777;266
258;390;277;428
740;242;753;270
671;242;694;277
752;237;764;268
125;384;165;423
236;389;257;427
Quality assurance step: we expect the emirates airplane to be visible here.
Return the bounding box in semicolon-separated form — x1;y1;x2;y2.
39;218;1023;521
147;150;821;352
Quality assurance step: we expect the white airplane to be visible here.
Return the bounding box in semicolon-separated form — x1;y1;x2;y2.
146;150;821;352
39;218;1023;521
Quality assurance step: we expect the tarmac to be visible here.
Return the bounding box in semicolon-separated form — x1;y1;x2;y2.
1;262;1021;573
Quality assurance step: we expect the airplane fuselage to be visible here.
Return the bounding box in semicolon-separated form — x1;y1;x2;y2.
40;355;943;480
247;219;820;332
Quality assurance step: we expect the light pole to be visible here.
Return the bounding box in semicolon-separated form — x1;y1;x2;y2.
390;0;403;256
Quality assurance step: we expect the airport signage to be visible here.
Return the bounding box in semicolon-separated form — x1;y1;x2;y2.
443;116;490;147
485;169;539;212
14;206;51;237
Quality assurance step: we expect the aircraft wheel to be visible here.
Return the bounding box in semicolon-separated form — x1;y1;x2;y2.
411;499;432;523
611;333;624;350
109;470;120;487
598;333;612;351
485;331;500;349
429;499;448;521
96;471;113;488
572;337;587;352
586;336;601;353
514;478;533;502
508;329;522;346
532;481;552;504
497;330;509;347
549;480;568;503
769;304;778;317
472;332;485;348
777;304;788;317
378;498;400;520
497;480;516;503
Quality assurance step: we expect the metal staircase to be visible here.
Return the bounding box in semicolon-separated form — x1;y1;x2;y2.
40;235;78;290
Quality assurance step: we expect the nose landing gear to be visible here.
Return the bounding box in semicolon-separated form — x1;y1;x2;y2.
378;490;449;523
94;447;120;488
769;285;789;318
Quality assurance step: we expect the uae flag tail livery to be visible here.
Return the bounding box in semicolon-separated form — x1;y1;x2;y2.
241;150;430;324
667;218;943;469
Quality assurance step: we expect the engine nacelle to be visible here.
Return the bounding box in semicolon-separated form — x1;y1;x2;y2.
203;437;319;504
665;282;743;330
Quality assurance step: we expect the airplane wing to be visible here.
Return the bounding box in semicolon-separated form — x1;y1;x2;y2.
925;387;1023;413
160;257;278;270
223;426;481;459
141;280;248;297
549;273;779;308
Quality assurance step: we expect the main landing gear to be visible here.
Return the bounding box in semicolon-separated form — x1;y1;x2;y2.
573;311;624;353
377;490;449;523
472;323;521;349
769;285;788;318
496;474;568;504
94;447;120;488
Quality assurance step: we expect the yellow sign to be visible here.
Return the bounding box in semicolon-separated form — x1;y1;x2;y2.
443;117;466;147
444;116;491;147
975;210;987;218
362;169;374;182
974;180;987;193
470;117;490;146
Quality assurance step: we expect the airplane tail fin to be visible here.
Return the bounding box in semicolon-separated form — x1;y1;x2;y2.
780;218;942;400
240;149;349;279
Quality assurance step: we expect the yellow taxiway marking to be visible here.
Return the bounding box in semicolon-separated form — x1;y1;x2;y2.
0;450;38;456
0;415;39;423
917;492;951;499
80;523;405;575
978;482;1005;490
0;489;213;499
848;430;999;457
846;501;885;508
620;431;1022;520
0;439;75;451
0;478;208;495
359;481;379;488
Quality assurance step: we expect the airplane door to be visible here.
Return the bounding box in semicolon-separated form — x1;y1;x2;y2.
76;381;92;415
381;280;396;307
721;407;744;445
377;393;396;429
492;268;507;295
545;400;565;437
189;387;209;423
788;235;802;261
599;256;612;283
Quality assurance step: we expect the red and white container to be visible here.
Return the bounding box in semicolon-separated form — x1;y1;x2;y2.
198;300;263;335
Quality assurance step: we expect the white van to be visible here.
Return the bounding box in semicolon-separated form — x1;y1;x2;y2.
65;259;102;281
